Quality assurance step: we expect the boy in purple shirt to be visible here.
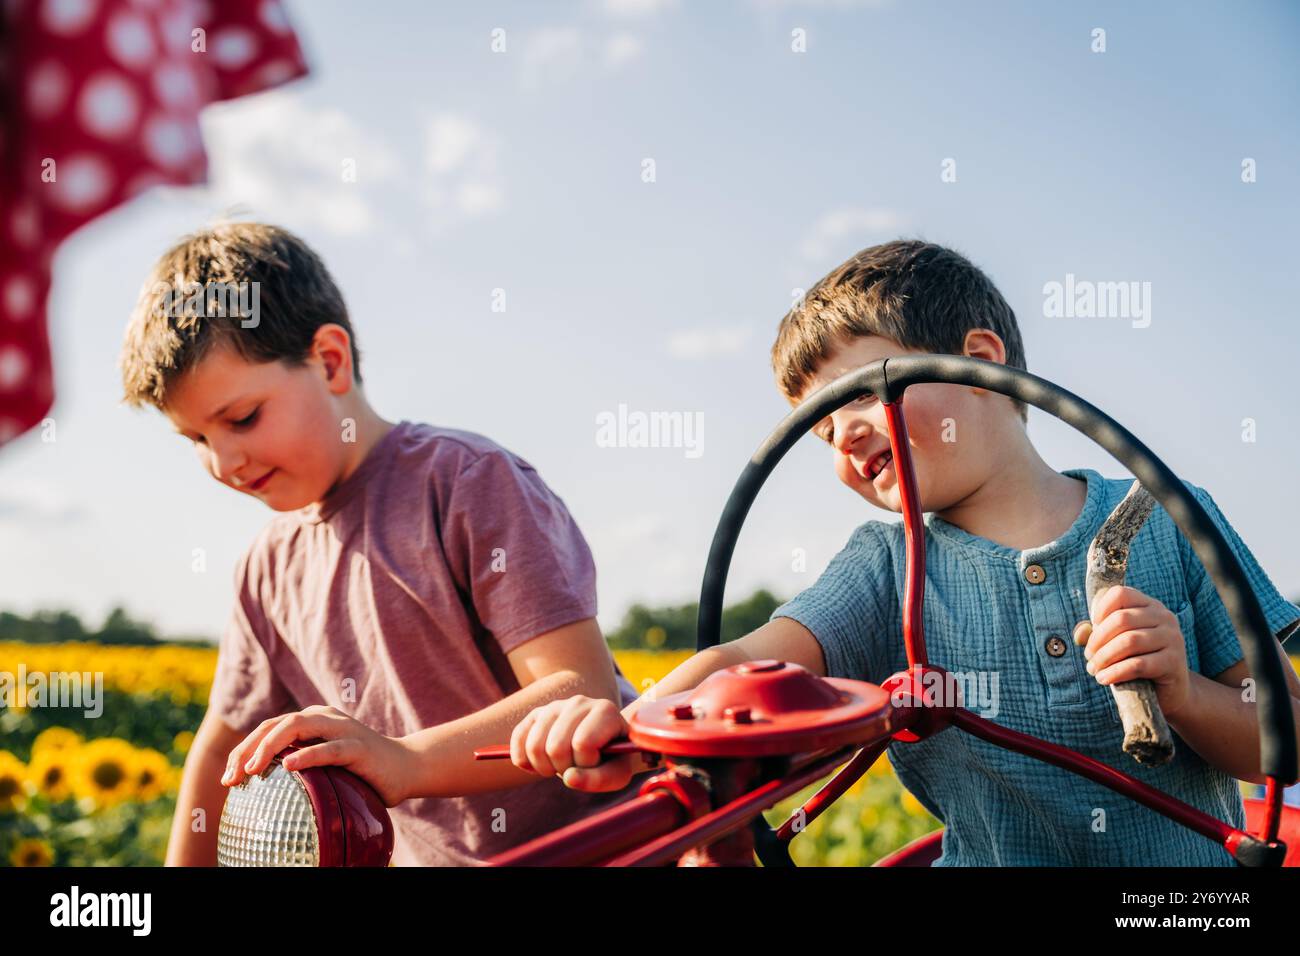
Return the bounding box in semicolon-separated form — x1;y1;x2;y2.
119;223;635;865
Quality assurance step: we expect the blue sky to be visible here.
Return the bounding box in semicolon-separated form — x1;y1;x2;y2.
2;0;1297;641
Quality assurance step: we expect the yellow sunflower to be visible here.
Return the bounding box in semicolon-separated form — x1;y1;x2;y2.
73;738;138;807
172;730;195;755
0;751;27;813
132;748;173;802
10;838;54;867
31;727;83;755
868;754;895;778
900;789;929;818
27;749;74;801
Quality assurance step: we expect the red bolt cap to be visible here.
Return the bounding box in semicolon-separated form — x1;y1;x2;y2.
630;661;895;758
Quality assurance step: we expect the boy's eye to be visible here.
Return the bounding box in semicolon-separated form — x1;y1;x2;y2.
815;393;874;443
231;408;260;428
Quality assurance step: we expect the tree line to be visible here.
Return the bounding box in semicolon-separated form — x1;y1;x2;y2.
0;592;789;651
0;607;174;645
604;589;785;650
9;586;1294;651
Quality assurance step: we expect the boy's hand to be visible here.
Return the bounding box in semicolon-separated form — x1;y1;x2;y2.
510;695;650;792
1073;585;1191;718
220;705;413;807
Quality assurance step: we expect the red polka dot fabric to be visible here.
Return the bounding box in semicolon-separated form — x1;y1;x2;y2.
0;0;309;447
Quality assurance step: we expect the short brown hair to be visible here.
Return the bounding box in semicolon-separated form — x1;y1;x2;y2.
119;222;361;410
772;240;1028;424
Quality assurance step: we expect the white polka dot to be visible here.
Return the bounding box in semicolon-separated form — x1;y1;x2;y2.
40;0;99;36
9;201;40;249
143;114;200;168
105;11;155;70
259;1;291;35
211;27;258;70
0;346;30;392
160;10;197;54
47;153;114;213
26;60;71;120
78;72;141;140
151;61;201;109
3;276;38;320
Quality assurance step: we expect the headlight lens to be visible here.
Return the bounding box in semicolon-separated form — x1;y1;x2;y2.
219;759;320;867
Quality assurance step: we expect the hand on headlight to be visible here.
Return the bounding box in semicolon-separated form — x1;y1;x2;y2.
220;704;413;806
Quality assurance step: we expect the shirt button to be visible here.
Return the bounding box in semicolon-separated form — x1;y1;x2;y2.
1045;636;1068;657
1024;564;1046;585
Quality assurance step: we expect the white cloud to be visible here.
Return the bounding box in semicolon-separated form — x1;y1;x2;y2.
200;93;506;238
749;0;890;7
799;207;902;262
520;27;583;90
668;326;751;360
604;32;643;67
199;90;399;237
519;24;649;89
599;0;679;18
0;482;86;524
456;182;505;216
419;113;505;226
425;115;481;174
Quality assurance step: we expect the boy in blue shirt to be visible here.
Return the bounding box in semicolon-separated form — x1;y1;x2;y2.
509;240;1300;865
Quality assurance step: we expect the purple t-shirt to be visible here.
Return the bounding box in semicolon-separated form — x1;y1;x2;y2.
208;420;637;865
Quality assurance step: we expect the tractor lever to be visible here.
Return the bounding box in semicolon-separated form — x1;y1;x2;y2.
473;739;649;762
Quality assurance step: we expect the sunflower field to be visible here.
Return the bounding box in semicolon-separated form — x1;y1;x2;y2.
7;639;1283;867
0;641;215;866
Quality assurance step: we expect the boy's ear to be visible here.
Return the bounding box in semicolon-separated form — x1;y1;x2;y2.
962;329;1007;365
311;324;353;394
961;330;1009;398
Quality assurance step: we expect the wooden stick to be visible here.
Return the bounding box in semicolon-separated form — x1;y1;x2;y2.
1084;480;1175;766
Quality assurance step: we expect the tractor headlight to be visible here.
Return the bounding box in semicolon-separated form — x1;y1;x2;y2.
218;748;394;867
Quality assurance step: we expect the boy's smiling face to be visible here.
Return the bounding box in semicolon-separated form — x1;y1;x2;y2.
799;332;1006;514
162;328;355;511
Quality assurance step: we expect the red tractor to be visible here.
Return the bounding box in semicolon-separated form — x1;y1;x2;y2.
220;355;1300;867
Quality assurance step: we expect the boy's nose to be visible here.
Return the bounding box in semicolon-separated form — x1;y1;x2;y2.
833;413;871;456
205;437;249;485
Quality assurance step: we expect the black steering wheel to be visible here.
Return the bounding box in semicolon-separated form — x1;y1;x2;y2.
694;354;1296;852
